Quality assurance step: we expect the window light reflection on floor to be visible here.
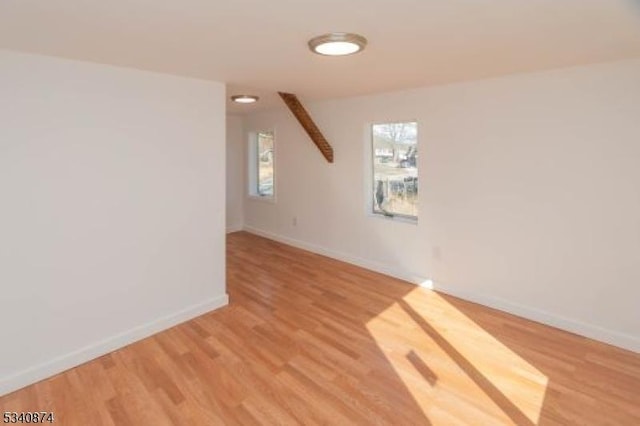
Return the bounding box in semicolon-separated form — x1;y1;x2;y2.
365;288;548;424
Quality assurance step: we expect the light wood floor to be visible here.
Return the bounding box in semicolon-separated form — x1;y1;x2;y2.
1;232;639;425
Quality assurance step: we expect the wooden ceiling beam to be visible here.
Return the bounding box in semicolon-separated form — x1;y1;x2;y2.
278;92;334;163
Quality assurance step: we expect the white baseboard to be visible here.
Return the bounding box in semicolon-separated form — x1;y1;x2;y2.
243;225;639;353
243;225;429;286
226;224;244;234
0;294;229;397
433;284;640;353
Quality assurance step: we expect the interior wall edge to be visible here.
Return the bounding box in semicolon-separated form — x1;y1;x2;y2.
226;224;245;234
0;294;229;397
243;226;639;353
242;226;428;285
434;284;639;353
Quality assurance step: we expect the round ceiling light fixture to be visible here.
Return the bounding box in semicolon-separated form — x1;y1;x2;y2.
231;95;259;104
308;32;367;56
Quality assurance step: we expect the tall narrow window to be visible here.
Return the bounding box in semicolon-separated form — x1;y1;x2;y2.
257;131;274;197
371;122;418;219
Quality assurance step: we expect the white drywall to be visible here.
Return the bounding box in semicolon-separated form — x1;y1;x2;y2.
243;59;640;352
0;50;228;395
226;115;244;232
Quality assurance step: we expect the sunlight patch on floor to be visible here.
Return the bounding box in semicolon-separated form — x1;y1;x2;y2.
365;287;548;425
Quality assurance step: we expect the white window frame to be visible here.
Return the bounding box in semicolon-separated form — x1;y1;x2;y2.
248;129;276;202
365;120;419;223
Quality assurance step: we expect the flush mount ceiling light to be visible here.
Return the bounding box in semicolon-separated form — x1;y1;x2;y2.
308;32;367;56
231;95;259;104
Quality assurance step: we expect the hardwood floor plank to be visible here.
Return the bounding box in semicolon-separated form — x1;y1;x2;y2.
1;231;639;425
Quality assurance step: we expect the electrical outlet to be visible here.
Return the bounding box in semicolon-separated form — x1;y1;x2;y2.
292;216;297;226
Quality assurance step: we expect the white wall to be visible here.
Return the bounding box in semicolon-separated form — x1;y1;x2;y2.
0;50;228;395
243;58;640;352
226;115;244;232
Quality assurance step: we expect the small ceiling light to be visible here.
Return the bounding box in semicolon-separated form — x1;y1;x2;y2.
308;32;367;56
231;95;259;104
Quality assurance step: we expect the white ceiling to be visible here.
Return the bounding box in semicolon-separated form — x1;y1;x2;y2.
2;0;640;114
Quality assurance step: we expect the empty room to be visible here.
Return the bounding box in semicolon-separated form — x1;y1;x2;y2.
1;1;639;425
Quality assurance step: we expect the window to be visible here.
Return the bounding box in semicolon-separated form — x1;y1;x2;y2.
371;121;418;219
249;131;275;199
257;131;274;196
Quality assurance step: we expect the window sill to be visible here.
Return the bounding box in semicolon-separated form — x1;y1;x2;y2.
248;194;276;204
367;212;418;225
